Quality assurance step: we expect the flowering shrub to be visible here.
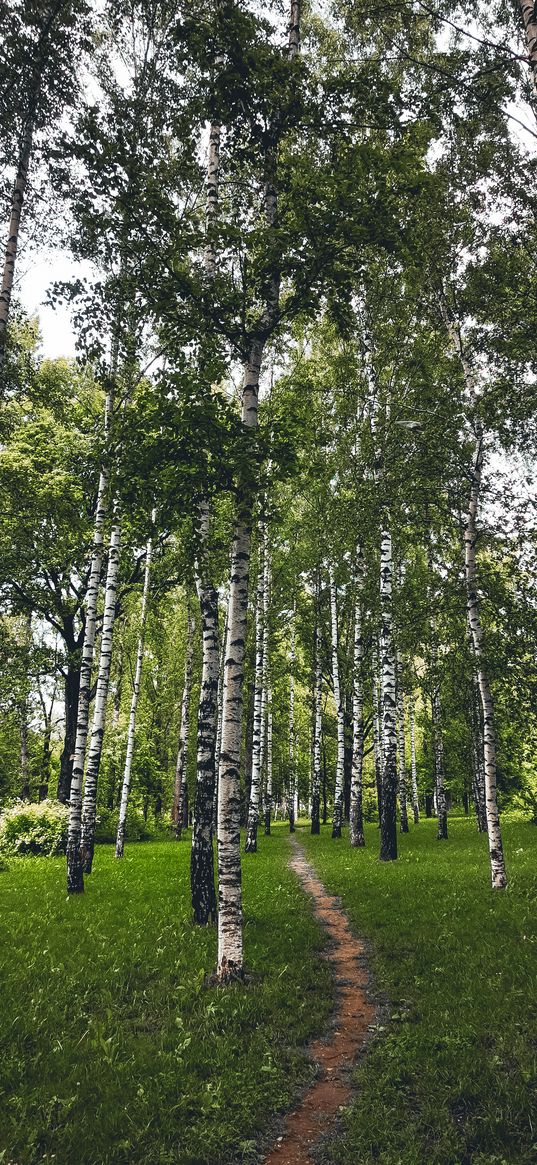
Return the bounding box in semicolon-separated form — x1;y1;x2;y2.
0;799;70;856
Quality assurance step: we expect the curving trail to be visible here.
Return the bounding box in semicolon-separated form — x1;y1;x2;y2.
264;836;375;1165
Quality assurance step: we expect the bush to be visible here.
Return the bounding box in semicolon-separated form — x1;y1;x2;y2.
94;805;171;845
0;799;70;856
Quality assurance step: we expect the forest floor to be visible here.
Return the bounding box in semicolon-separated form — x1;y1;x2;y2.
0;816;536;1165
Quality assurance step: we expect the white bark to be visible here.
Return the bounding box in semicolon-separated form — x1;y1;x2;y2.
440;300;507;887
409;692;419;824
173;609;195;838
379;526;397;860
329;566;345;838
245;533;267;851
311;577;322;835
288;601;297;831
67;385;114;893
115;517;155;859
397;652;409;833
79;512;121;872
264;684;273;835
350;550;365;847
0;119;33;367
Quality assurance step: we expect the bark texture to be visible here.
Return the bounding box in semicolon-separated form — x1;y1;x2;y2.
329;568;345;838
190;501;219;924
0;120;33;368
115;521;154;859
409;692;420;824
350;552;365;847
379;527;397;861
288;601;297;832
79;515;121;874
173;609;195;839
245;535;267;852
311;579;322;835
396;654;409;833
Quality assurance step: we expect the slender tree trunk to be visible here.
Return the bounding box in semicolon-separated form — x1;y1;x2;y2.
264;687;273;834
350;551;365;847
66;388;114;888
409;691;419;824
213;599;227;832
397;653;409;833
115;521;154;859
440;301;506;886
329;567;345;838
373;645;383;825
216;0;299;981
190;502;219;923
245;536;266;852
427;544;448;842
173;609;195;839
465;430;507;886
379;526;397;861
311;578;322;835
518;0;537;93
79;515;121;874
0;119;34;368
58;630;82;805
471;675;487;832
288;601;297;832
258;544;270;829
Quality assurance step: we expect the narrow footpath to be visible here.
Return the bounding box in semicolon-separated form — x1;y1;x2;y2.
264;836;375;1165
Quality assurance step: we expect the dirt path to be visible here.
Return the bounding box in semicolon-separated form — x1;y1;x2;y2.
263;836;375;1165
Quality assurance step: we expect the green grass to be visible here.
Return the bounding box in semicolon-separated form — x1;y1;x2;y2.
301;814;537;1165
0;831;332;1165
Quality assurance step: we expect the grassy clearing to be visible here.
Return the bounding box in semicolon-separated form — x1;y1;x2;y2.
0;832;331;1165
301;814;537;1165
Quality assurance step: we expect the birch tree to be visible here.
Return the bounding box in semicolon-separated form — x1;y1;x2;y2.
79;511;121;875
379;526;398;860
409;691;420;824
173;609;195;841
190;502;219;923
350;551;365;847
311;577;322;835
115;517;155;860
328;566;345;839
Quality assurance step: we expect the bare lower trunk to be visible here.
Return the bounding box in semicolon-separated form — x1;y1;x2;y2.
471;675;487;832
173;609;195;839
288;601;297;833
0;119;33;368
329;567;345;838
397;654;409;833
115;520;154;859
79;515;121;874
427;545;448;842
350;552;365;847
440;301;506;886
245;531;267;853
466;430;507;887
409;692;419;824
311;577;322;836
66;389;114;889
58;626;82;805
373;644;383;825
379;527;397;860
191;502;219;924
264;688;273;835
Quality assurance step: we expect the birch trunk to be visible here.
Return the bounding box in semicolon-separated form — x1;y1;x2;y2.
397;653;409;833
115;521;154;859
79;514;121;875
190;502;219;923
288;602;297;832
0;119;34;368
245;537;267;852
440;301;507;887
466;428;507;886
329;567;345;839
427;544;448;842
471;675;487;832
66;386;114;890
173;610;195;840
379;527;398;861
311;578;322;835
216;0;298;982
264;688;273;836
373;644;383;823
518;0;537;93
350;552;365;847
409;692;420;824
213;599;227;832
